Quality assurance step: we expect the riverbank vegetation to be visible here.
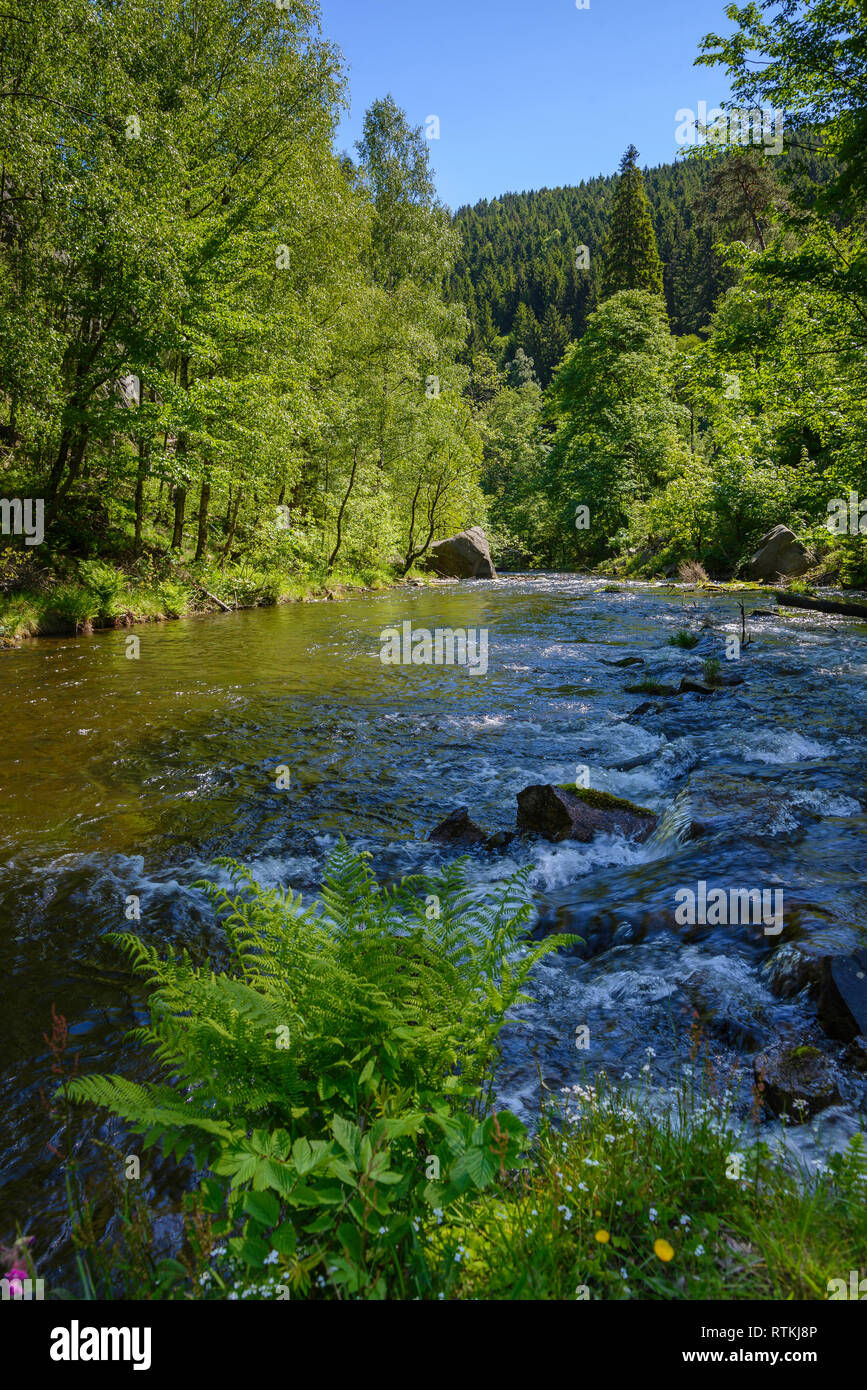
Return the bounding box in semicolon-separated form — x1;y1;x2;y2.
24;845;866;1301
2;0;867;610
0;552;402;642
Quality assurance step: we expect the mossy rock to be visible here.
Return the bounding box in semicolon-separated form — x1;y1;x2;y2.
625;680;677;696
518;783;657;844
557;785;655;819
754;1043;840;1122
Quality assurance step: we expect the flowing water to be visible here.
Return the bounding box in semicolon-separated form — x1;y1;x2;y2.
2;575;866;1275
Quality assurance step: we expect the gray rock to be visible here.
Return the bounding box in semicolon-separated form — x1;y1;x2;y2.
746;525;810;581
425;526;496;579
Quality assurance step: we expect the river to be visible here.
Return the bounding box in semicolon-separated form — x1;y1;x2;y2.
1;574;866;1277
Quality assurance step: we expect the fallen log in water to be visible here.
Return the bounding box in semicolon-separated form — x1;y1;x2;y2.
180;572;233;612
774;590;867;620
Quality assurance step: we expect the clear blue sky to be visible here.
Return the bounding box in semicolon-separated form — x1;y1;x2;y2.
319;0;735;210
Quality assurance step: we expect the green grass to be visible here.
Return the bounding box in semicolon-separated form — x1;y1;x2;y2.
702;657;723;686
0;594;41;639
426;1070;867;1301
44;584;99;634
668;629;700;649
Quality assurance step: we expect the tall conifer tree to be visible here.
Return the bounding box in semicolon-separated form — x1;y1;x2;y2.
600;145;665;299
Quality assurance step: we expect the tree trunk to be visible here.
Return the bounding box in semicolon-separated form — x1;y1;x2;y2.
171;353;190;552
46;428;72;503
134;440;150;552
221;488;243;570
57;428;88;499
171;484;186;551
194;477;210;561
327;446;359;572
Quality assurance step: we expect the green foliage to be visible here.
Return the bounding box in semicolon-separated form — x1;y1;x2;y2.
452;157;733;381
625;680;674;696
432;1071;867;1300
45;585;99;633
544;290;686;563
0;3;485;587
668;630;700;649
77;560;129;619
600;146;665;300
65;841;574;1298
702;658;722;686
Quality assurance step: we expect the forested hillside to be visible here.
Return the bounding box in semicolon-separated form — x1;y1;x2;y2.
451;150;836;381
453;161;726;371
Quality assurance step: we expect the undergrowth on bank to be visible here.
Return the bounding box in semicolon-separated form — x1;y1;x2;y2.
35;845;867;1302
0;555;398;640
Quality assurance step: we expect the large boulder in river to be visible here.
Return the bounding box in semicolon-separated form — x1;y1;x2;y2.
425;527;497;579
516;784;657;844
746;525;810;581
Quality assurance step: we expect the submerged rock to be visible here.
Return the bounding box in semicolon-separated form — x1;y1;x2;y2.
428;807;515;851
424;526;496;579
680;964;769;1051
627;700;662;721
428;807;489;846
753;1043;840;1121
764;942;824;999
624;681;677;697
516;783;657;843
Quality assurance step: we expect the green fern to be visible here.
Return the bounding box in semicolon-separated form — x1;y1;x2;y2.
63;839;577;1297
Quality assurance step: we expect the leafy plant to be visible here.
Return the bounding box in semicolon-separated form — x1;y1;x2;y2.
702;657;722;685
77;560;128;618
64;842;574;1298
668;629;700;648
45;585;98;634
155;581;192;618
